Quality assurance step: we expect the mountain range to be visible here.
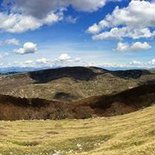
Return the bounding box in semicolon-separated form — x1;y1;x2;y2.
0;66;155;120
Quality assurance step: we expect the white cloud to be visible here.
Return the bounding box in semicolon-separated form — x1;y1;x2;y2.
1;0;115;33
88;24;101;34
36;58;49;64
88;0;155;40
130;42;151;51
128;58;155;67
116;42;151;52
129;60;142;66
92;27;155;40
9;53;82;68
15;42;38;54
0;12;60;33
1;0;122;33
24;60;34;65
1;38;20;46
57;53;71;61
23;58;53;66
67;0;106;12
65;16;78;24
116;42;129;52
4;0;107;18
149;59;155;65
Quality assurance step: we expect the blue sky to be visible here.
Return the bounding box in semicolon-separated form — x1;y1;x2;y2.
0;0;155;68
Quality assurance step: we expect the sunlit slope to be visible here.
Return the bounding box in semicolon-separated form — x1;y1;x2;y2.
0;105;155;155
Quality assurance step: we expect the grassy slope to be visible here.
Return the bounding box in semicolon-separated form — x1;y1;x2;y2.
1;105;155;155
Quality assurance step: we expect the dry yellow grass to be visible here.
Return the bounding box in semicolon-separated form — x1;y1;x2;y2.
1;105;155;155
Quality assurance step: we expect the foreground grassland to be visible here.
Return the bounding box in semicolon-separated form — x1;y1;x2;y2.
1;105;155;155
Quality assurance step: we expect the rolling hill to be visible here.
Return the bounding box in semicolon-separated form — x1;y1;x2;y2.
0;66;155;102
0;83;155;120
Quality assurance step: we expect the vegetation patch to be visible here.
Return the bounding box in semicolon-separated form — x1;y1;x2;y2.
11;140;41;147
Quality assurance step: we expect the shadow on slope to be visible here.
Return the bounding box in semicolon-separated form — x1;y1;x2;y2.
111;69;151;79
28;67;107;83
79;83;155;116
0;94;93;120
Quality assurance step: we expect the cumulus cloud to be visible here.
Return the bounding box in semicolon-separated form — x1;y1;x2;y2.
66;0;106;12
1;0;116;33
1;0;123;33
116;42;129;52
92;27;155;40
57;53;71;61
36;58;49;64
0;12;60;33
131;42;151;51
0;38;20;46
15;42;38;54
116;42;151;52
88;0;155;40
3;0;107;18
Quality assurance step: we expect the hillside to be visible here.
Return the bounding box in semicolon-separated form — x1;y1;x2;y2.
0;67;155;101
0;83;155;120
0;104;155;155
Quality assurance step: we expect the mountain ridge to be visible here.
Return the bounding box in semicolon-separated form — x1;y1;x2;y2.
0;66;154;101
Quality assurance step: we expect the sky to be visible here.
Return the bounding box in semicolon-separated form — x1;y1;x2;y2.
0;0;155;69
